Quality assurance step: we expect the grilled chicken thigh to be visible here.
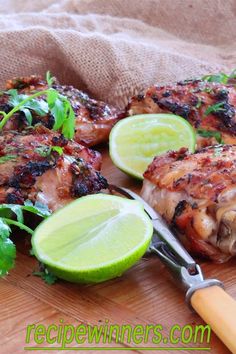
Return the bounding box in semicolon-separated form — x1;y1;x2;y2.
141;145;236;262
0;126;107;211
128;79;236;148
1;75;125;146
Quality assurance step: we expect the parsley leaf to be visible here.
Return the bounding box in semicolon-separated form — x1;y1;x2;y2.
197;129;224;144
204;102;225;116
33;267;58;285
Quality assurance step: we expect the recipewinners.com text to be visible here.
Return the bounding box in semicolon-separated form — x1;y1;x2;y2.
24;319;211;351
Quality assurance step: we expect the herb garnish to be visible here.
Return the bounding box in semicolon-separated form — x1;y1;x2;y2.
0;201;50;276
7;89;49;125
46;70;54;87
197;129;224;144
0;71;75;139
202;69;236;84
204;102;225;116
0;155;17;164
35;145;64;157
203;87;213;93
196;98;202;108
33;265;58;285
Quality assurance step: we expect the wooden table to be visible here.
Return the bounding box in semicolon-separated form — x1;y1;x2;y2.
0;147;235;354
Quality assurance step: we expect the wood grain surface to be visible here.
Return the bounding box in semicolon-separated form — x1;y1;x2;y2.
0;146;235;354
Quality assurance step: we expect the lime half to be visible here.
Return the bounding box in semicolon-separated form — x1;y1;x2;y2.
32;194;153;283
109;114;196;179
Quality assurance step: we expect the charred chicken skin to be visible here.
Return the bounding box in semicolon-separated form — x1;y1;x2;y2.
0;126;107;211
141;145;236;262
1;75;125;146
128;79;236;148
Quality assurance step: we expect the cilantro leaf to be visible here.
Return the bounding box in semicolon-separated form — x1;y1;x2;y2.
34;145;51;157
203;87;213;93
33;267;58;285
0;218;15;276
229;68;236;80
21;108;33;125
0;201;51;277
51;146;63;155
0;204;24;223
0;155;17;164
47;90;65;130
196;98;202;108
7;90;49;119
0;72;76;140
61;99;76;139
202;73;229;84
197;129;224;144
204;102;225;116
0;218;11;239
202;69;236;84
35;145;64;157
22;99;48;117
47;89;75;137
46;71;54;87
0;237;16;276
23;200;51;218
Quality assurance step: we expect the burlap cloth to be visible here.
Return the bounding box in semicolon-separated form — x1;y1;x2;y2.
0;0;235;107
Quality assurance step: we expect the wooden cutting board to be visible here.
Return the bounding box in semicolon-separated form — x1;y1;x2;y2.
1;146;235;354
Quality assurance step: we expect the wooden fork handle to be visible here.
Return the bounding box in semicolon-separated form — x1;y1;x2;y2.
191;285;236;353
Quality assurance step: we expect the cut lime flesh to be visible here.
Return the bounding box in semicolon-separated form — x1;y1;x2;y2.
109;114;196;179
32;194;153;283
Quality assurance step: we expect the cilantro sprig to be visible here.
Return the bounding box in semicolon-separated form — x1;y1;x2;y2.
197;128;224;144
204;102;225;116
0;201;50;277
0;155;17;164
33;265;58;285
202;68;236;84
0;71;75;139
35;145;64;157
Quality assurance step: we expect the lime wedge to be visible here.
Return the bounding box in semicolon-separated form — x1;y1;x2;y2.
109;114;196;179
32;194;153;283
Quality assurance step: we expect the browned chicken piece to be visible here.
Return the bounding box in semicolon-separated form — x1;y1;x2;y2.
128;79;236;148
0;126;107;211
141;145;236;262
1;75;125;146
